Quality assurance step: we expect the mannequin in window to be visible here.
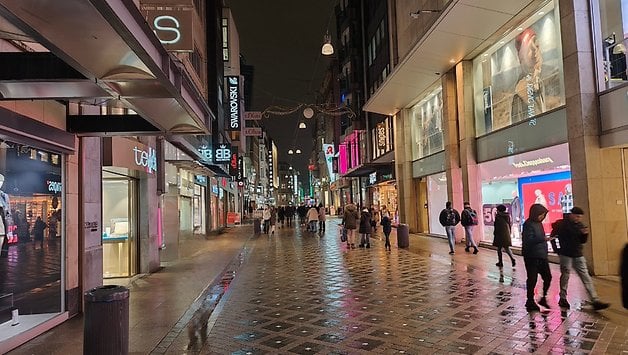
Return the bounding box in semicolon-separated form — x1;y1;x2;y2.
511;190;523;240
560;183;573;218
0;206;6;257
0;173;9;214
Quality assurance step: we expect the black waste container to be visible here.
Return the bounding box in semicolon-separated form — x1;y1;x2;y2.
254;218;261;234
84;285;129;355
397;223;409;248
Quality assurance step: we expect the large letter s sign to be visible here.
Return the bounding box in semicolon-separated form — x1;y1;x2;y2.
154;15;181;44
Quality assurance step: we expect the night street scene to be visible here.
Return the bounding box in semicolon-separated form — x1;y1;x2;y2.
0;0;627;354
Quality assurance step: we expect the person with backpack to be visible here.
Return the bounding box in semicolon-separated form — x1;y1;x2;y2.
439;201;460;255
550;207;610;310
460;202;479;254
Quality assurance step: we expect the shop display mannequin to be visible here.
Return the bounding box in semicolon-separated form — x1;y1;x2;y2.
560;184;573;218
511;190;523;240
0;206;6;257
0;174;9;212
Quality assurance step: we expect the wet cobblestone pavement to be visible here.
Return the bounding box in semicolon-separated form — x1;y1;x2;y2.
193;220;626;355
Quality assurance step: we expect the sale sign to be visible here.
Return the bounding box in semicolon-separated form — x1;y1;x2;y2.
482;203;512;226
520;178;571;229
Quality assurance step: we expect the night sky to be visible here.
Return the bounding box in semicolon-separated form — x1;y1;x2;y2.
226;0;336;186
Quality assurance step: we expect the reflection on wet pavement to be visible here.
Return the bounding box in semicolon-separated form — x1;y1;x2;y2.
167;220;628;354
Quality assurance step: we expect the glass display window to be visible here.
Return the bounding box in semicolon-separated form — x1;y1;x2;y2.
595;0;628;89
0;139;64;327
473;0;565;136
426;172;448;235
410;83;444;160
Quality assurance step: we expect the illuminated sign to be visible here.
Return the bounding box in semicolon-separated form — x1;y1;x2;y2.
143;8;193;52
376;123;387;150
229;147;239;176
213;144;231;163
226;76;241;131
369;172;377;185
243;127;262;136
244;111;262;120
133;146;157;174
511;157;554;168
47;180;62;194
198;145;212;162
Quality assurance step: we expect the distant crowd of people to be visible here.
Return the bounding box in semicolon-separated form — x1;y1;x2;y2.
340;203;392;250
260;203;329;235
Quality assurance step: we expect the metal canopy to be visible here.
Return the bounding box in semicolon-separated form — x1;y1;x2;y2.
0;0;213;135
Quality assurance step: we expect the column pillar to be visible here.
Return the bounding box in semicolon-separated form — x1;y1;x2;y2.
442;71;464;241
456;61;483;241
560;0;628;275
394;110;418;231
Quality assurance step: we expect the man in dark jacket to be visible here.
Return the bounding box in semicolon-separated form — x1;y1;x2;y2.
522;203;551;312
550;207;609;310
439;201;460;255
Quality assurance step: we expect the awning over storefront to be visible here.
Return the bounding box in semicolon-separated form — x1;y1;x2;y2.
202;163;230;178
363;0;535;115
0;0;213;134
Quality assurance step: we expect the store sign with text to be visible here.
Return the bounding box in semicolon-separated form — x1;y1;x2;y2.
244;111;262;120
142;7;193;52
243;127;262;136
376;123;387;150
212;144;232;164
134;146;157;174
229;147;239;177
103;137;157;175
226;76;241;131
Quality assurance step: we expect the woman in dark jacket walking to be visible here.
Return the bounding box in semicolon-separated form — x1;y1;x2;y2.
522;203;551;312
493;205;516;268
359;208;372;248
381;208;392;250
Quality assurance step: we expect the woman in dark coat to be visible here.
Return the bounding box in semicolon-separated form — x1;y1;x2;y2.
358;208;371;248
32;216;47;249
381;209;392;251
493;205;516;268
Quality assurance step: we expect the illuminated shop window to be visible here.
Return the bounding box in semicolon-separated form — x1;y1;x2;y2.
472;1;565;136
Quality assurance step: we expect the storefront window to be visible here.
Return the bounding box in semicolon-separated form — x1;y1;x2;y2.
596;0;628;89
473;1;565;136
0;140;64;328
426;172;448;235
102;174;138;278
478;143;572;247
410;84;444;160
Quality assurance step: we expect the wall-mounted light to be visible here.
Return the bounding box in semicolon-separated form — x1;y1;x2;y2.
298;122;307;129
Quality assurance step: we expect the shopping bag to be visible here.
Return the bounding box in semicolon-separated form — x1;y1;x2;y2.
340;225;347;242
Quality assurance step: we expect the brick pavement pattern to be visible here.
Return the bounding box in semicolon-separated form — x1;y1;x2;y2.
197;221;627;355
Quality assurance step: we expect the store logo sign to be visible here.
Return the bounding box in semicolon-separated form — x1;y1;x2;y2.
133;146;157;174
143;8;193;52
213;144;231;163
198;145;212;162
376;123;387;150
47;180;62;194
226;76;240;131
511;157;553;169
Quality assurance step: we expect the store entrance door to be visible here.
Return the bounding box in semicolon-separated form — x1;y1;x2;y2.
416;179;429;233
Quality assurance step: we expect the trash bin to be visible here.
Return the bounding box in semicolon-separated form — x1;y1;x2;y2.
254;218;261;234
397;223;409;248
84;285;129;355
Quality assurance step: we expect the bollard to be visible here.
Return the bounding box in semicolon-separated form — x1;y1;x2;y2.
397;223;409;248
84;285;129;355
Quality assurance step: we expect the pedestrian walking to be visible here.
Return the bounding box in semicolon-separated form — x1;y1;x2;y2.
342;203;359;249
381;206;392;250
550;207;609;310
297;203;307;227
262;205;271;234
32;216;46;249
306;206;319;232
285;205;295;227
269;206;277;235
318;203;326;232
370;206;379;233
439;201;460;255
460;202;479;254
522;203;552;312
493;205;516;268
278;206;285;228
359;208;371;248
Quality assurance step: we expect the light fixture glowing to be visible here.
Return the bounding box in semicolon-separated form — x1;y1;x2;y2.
298;122;307;129
517;27;524;31
321;31;334;55
537;11;545;15
288;149;294;155
449;59;456;63
296;149;302;154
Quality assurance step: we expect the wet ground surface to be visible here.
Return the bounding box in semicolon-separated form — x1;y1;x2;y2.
8;219;628;354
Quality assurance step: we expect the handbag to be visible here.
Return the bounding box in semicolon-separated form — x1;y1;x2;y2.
340;226;347;242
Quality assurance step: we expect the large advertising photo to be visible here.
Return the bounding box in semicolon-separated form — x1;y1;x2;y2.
474;3;565;135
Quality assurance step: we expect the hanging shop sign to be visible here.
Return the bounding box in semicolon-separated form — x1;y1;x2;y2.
237;156;244;181
244;111;262;120
243;127;262;136
226;76;241;131
198;145;212;162
376;123;387;150
212;144;231;164
229;147;239;177
142;7;194;52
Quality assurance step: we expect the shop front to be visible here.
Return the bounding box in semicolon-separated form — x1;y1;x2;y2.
478;144;571;247
102;137;156;278
367;170;397;218
0;139;66;344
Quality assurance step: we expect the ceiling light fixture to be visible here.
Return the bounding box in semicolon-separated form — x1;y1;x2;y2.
321;31;334;55
410;9;441;18
298;122;307;129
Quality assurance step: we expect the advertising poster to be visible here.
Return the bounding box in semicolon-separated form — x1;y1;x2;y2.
482;10;564;132
520;172;572;229
322;144;336;182
413;89;444;158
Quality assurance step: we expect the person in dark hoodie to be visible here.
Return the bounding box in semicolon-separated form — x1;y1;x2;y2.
359;208;372;248
493;204;516;268
550;207;609;310
522;203;551;312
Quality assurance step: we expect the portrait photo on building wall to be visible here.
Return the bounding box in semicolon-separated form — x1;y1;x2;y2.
477;9;565;134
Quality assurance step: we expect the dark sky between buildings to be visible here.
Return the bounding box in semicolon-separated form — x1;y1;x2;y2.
227;0;336;184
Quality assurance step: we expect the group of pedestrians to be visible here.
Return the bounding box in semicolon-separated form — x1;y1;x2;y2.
438;200;610;312
261;203;329;235
341;203;392;250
